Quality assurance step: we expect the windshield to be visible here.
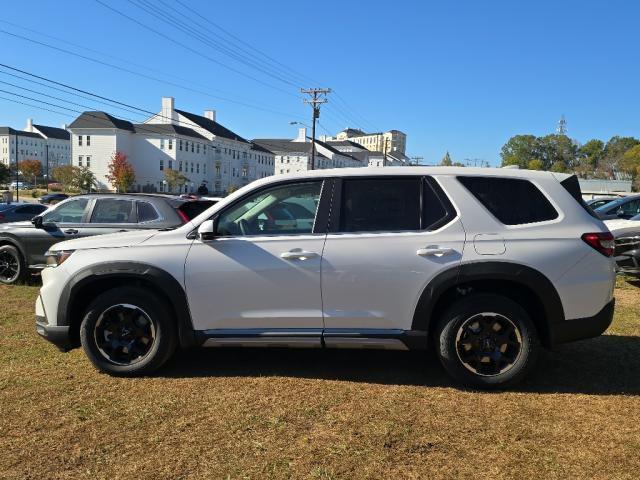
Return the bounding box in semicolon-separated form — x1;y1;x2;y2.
595;197;626;212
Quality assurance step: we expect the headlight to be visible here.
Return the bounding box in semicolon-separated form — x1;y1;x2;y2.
44;250;75;267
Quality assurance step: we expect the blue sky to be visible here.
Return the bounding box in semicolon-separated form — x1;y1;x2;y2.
0;0;638;165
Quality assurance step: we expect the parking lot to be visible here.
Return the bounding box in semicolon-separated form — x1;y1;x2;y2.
1;278;638;479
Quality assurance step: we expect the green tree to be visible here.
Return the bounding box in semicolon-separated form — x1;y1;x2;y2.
500;135;538;168
550;160;567;173
106;151;136;192
0;162;10;185
72;166;97;193
51;165;76;192
537;134;578;171
452;161;465;167
578;139;605;170
164;168;189;193
527;159;544;170
602;136;640;176
441;151;452;166
620;144;640;190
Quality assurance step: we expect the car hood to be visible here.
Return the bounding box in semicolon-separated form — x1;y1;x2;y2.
604;219;640;238
50;229;160;251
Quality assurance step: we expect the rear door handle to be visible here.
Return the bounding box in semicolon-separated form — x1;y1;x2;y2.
417;246;454;257
281;250;318;260
64;229;78;235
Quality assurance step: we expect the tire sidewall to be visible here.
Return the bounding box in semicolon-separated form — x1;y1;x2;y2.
80;287;176;376
436;294;539;390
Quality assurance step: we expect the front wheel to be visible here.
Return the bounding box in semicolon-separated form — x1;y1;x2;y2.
80;287;177;376
435;294;540;390
0;245;26;284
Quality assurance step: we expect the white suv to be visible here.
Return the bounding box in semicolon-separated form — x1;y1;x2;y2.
35;167;616;389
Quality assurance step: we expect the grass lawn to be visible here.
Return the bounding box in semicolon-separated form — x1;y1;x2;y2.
1;279;639;479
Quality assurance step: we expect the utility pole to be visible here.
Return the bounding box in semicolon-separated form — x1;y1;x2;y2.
301;88;331;170
14;133;19;202
383;137;390;167
45;143;49;193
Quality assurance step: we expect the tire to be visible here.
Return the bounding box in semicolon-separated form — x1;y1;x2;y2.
435;293;540;390
80;286;177;376
0;245;26;285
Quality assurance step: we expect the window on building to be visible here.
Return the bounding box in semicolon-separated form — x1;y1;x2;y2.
215;164;220;176
168;160;173;170
457;176;558;225
86;156;91;168
160;160;164;171
179;139;183;151
196;163;200;174
78;156;83;167
191;143;194;152
179;161;183;172
190;163;194;173
78;136;82;146
168;139;173;150
197;144;200;154
160;138;165;150
86;135;91;146
203;163;206;174
242;166;248;177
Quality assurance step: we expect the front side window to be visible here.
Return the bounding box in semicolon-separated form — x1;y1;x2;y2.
90;199;135;223
216;181;322;236
458;176;558;225
42;198;89;224
340;178;421;232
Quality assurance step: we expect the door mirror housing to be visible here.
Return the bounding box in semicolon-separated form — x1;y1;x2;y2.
616;208;625;218
197;220;215;241
31;216;44;229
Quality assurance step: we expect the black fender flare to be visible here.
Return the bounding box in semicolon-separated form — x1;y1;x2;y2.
0;235;27;262
411;261;565;342
58;261;196;347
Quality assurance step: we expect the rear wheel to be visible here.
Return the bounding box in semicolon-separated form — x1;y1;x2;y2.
80;287;177;376
0;245;25;285
435;294;540;390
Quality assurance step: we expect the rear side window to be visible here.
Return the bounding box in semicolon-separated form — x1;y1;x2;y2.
341;178;421;232
137;201;160;222
458;176;558;225
90;199;135;223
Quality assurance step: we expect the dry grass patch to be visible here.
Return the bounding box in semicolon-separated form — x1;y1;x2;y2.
1;279;639;479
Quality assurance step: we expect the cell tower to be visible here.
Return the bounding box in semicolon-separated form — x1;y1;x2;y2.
556;114;567;135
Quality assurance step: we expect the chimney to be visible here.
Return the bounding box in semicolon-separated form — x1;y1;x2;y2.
295;127;307;142
161;97;175;124
25;118;33;132
204;110;216;122
62;124;68;130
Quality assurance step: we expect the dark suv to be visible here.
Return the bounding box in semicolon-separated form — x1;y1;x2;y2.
0;193;214;284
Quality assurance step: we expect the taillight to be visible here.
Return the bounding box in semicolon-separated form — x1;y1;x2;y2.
581;232;615;257
177;209;190;223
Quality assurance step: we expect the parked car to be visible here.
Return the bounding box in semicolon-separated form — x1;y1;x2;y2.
39;193;69;205
604;216;640;277
35;168;616;389
0;203;48;223
0;193;215;284
586;196;618;210
595;194;640;220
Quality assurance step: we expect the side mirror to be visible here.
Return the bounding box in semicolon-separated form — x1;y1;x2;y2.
197;220;215;241
617;208;625;218
31;216;43;229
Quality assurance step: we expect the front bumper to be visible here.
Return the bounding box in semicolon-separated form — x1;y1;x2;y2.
550;299;615;346
35;315;72;351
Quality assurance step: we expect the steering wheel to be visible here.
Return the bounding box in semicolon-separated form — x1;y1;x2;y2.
238;219;251;235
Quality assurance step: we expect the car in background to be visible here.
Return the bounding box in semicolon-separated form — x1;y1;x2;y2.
39;193;69;205
595;194;640;220
586;197;618;210
9;181;32;190
0;203;48;223
0;193;213;284
605;215;640;277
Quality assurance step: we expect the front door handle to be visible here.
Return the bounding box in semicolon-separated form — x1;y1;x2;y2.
417;246;454;257
281;250;318;260
64;229;79;235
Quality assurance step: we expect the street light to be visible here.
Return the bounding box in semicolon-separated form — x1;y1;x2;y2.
289;121;311;129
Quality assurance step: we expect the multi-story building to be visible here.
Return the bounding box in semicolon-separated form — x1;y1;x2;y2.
252;128;363;175
0;120;70;169
322;139;407;167
67;97;274;194
322;127;409;161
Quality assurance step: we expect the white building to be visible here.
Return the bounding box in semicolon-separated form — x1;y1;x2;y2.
252;128;364;175
322;127;409;161
67;97;274;194
322;139;407;167
0;120;70;169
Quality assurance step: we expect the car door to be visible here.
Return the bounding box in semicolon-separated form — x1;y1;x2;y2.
320;176;466;341
80;197;138;237
184;179;329;344
27;197;91;265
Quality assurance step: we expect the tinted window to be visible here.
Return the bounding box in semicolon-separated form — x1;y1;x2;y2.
42;198;89;224
90;199;135;223
217;181;322;236
178;200;216;220
15;205;46;215
614;199;640;217
341;178;421;232
137;201;160;222
458;176;558;225
423;177;455;229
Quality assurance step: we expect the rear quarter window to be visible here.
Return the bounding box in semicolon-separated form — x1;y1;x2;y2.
458;176;558;225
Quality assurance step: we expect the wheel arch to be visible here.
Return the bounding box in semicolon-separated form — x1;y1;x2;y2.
59;262;196;349
412;261;565;348
0;235;27;260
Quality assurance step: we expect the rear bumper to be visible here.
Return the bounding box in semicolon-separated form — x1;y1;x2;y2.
35;315;72;351
550;299;615;346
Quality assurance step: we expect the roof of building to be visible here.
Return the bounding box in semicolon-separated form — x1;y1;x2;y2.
133;123;208;140
0;127;44;139
32;124;70;140
251;139;314;154
175;109;248;143
339;128;366;136
346;151;384;162
325;140;368;149
68;111;135;131
250;142;275;154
